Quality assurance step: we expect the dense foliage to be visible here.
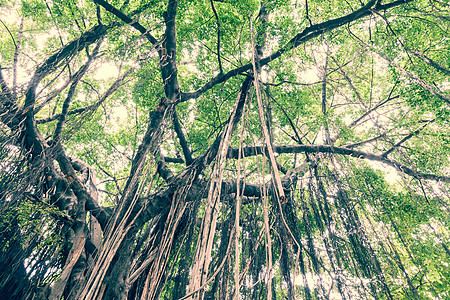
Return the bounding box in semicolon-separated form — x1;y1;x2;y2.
0;0;449;299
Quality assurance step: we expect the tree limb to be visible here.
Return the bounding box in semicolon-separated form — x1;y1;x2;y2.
407;48;450;76
227;144;450;182
382;120;434;157
36;69;132;124
349;30;450;105
54;144;112;230
181;0;413;102
161;0;181;103
173;109;193;165
93;0;158;44
52;41;102;143
343;132;387;148
210;0;223;74
349;83;399;128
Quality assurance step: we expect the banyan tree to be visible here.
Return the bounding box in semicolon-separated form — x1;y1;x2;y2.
0;0;449;299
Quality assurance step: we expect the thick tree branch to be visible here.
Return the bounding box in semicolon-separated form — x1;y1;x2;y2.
54;144;111;230
25;24;107;103
379;52;450;104
181;0;413;102
227;144;450;182
139;162;310;226
52;41;101;143
210;0;223;74
407;48;450;76
49;221;86;300
156;159;176;183
164;156;185;164
173;109;193;165
34;51;104;115
161;0;181;103
93;0;158;44
18;25;108;160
